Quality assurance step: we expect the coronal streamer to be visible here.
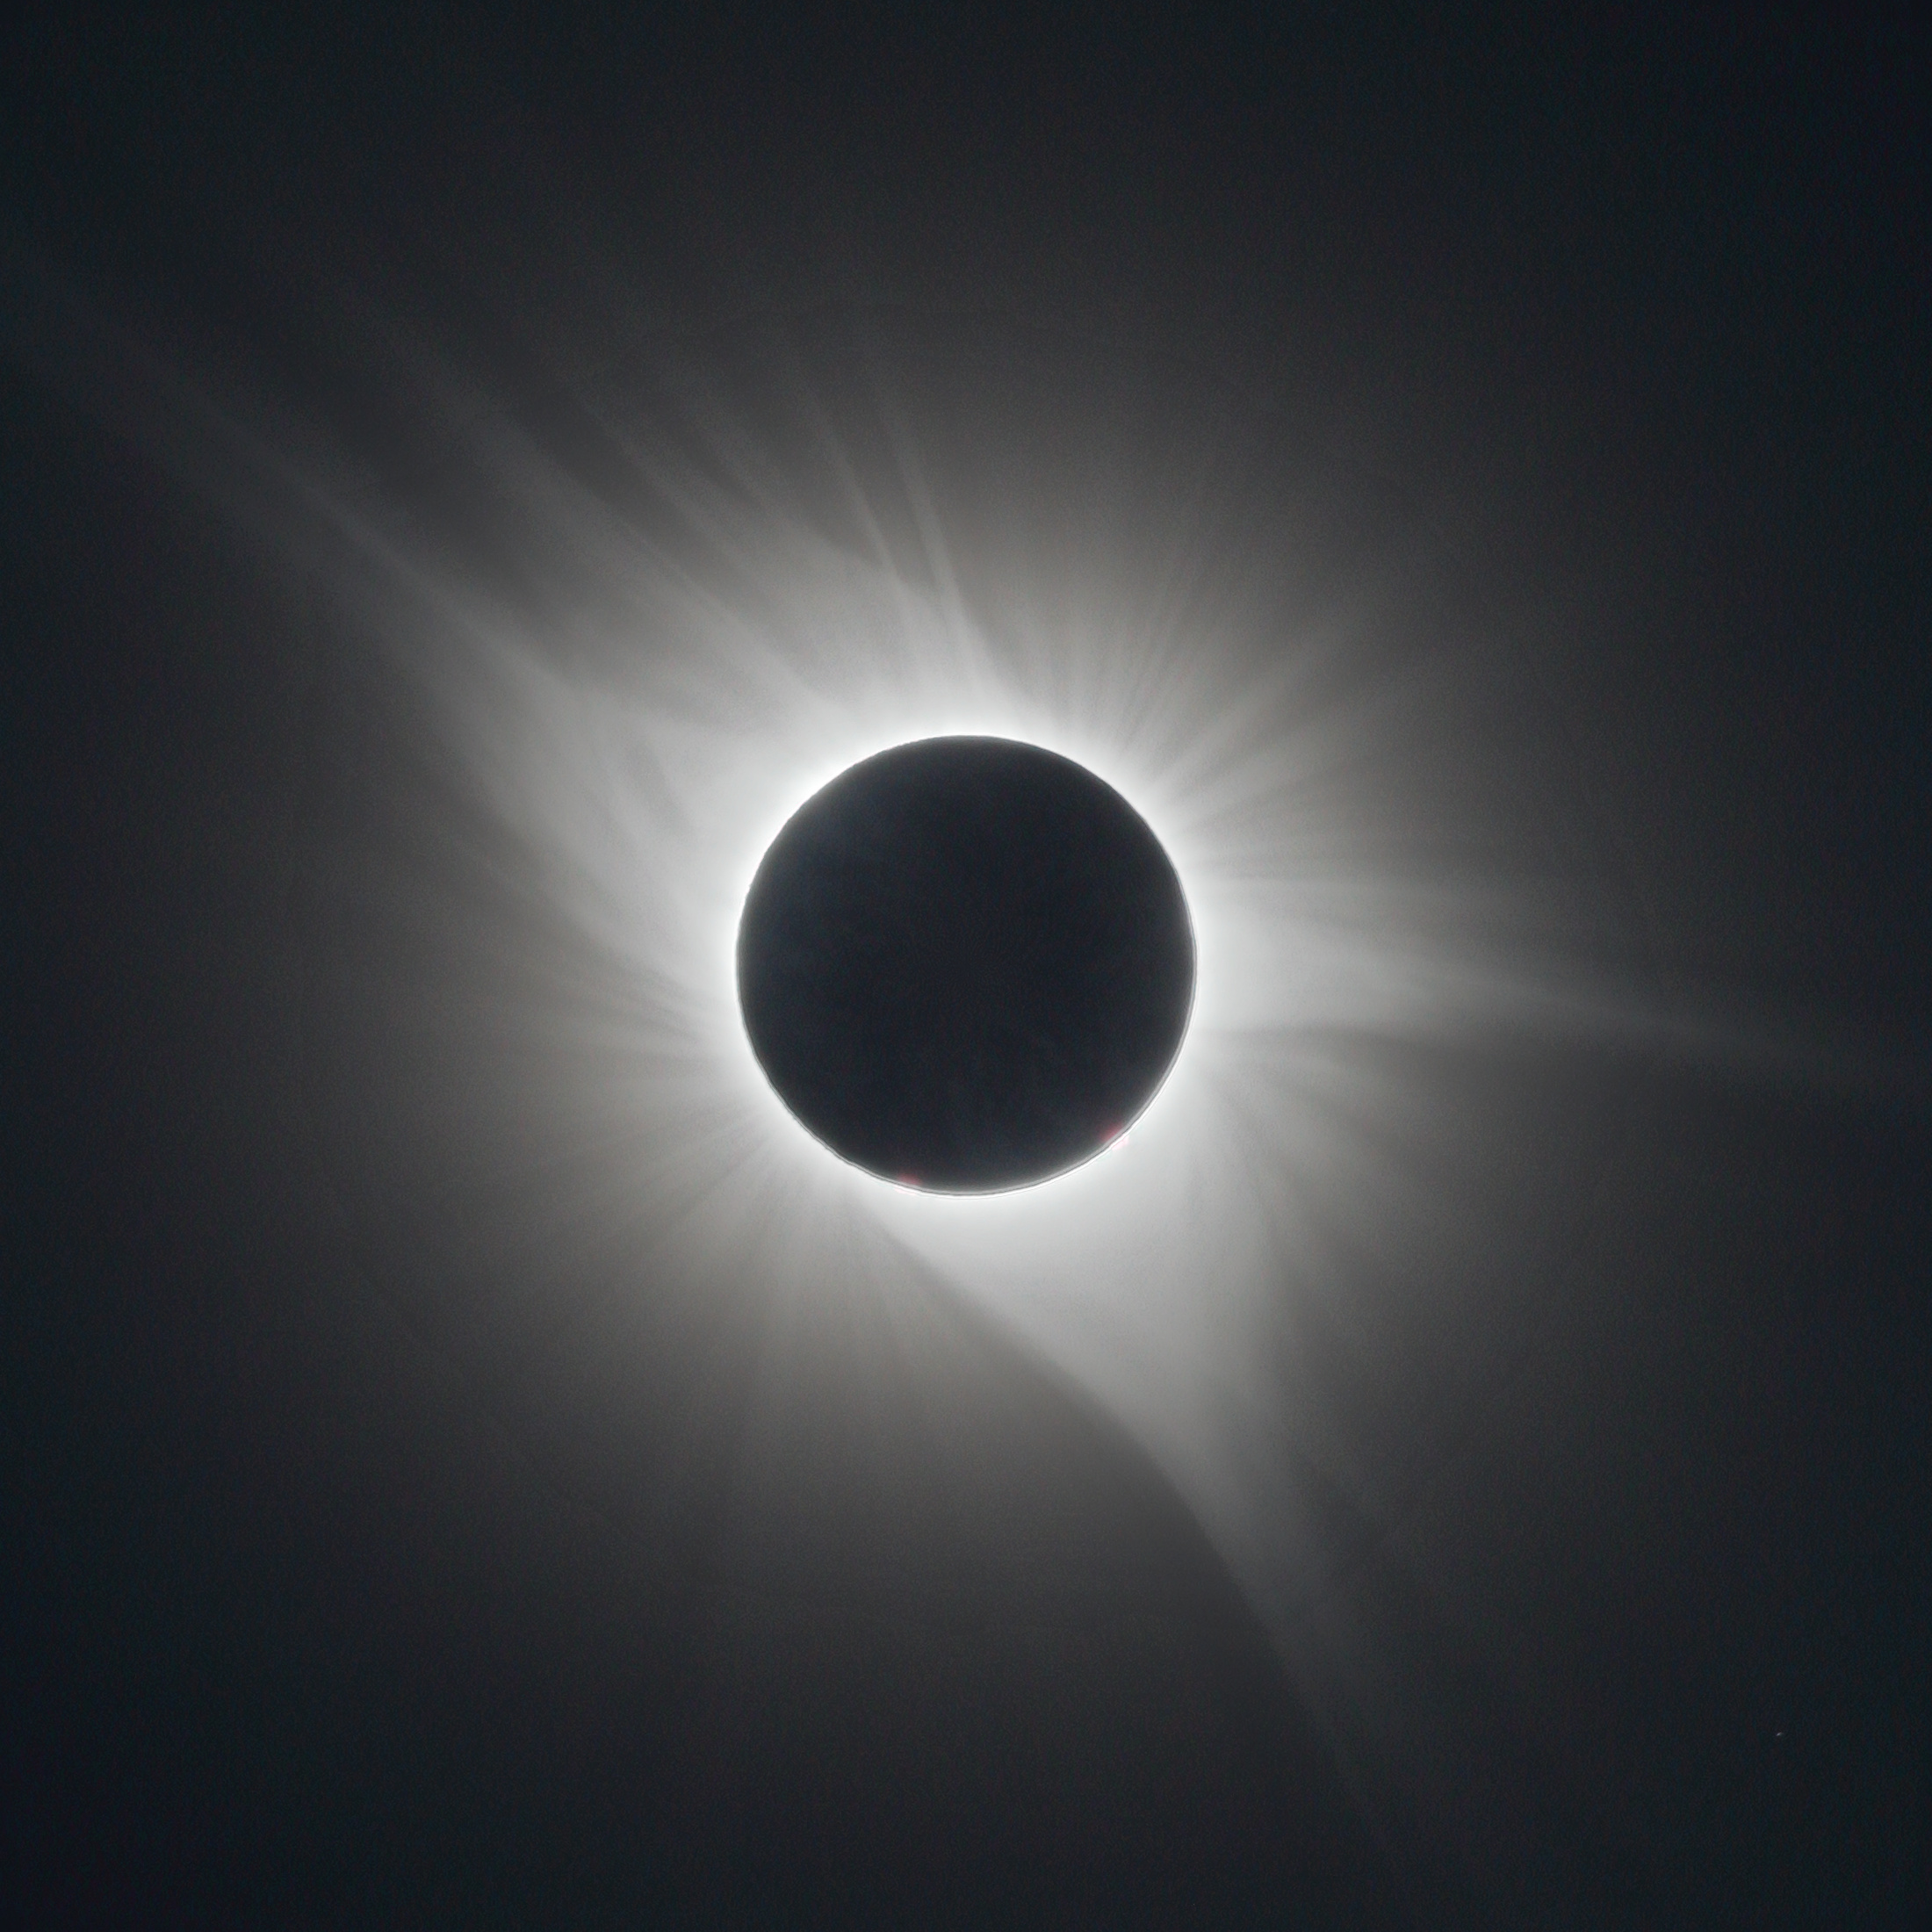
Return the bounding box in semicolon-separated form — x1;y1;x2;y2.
287;314;1652;1677
23;283;1712;1705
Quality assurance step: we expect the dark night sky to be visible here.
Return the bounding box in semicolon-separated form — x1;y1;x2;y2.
7;8;1929;1926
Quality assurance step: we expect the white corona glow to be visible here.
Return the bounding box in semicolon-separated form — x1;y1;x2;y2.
371;409;1600;1650
30;276;1783;1669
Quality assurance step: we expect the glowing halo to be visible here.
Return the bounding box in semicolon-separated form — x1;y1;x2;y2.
289;307;1654;1664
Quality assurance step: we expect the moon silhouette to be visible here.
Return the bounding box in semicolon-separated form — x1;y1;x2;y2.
737;736;1195;1192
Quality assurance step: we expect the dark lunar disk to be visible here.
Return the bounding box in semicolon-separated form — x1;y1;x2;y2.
738;737;1195;1193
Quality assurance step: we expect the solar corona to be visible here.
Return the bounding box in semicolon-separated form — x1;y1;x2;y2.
111;302;1661;1673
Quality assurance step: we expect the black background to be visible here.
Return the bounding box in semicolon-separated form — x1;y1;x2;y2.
7;7;1928;1926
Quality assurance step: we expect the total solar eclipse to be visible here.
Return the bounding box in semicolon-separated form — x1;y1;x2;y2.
737;737;1195;1193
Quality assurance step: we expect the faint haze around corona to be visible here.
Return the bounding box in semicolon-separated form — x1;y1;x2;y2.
22;284;1734;1708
